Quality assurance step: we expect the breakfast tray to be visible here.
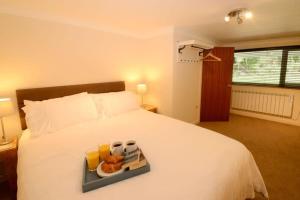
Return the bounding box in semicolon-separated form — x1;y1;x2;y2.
82;152;150;192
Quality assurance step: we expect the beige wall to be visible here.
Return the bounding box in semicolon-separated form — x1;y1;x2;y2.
222;37;300;126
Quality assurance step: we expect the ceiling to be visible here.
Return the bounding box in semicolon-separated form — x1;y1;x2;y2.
0;0;299;43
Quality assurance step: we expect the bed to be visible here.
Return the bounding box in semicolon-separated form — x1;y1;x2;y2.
16;81;268;200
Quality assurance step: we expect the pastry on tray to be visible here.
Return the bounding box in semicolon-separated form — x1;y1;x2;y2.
101;155;124;173
101;162;123;173
104;155;124;164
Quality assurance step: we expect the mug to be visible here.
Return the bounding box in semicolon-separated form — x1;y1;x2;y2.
111;141;123;156
125;140;138;154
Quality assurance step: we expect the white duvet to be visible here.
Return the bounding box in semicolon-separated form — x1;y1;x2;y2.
18;110;268;200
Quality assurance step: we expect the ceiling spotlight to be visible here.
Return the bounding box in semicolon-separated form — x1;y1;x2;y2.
224;16;230;22
224;8;253;24
245;11;253;19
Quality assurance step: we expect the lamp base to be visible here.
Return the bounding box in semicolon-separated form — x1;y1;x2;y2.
0;139;12;146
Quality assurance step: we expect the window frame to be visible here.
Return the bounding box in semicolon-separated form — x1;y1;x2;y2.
233;45;300;89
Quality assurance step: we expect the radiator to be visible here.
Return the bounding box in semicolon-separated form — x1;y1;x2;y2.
231;90;294;118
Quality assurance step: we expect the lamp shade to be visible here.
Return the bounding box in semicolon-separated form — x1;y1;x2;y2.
0;98;14;117
136;83;147;95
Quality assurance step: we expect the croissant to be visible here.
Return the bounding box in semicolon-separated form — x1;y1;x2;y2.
101;162;123;173
104;155;124;164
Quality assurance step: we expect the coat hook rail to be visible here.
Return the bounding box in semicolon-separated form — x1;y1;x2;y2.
178;45;205;56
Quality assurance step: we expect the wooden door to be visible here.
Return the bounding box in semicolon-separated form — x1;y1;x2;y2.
200;47;234;121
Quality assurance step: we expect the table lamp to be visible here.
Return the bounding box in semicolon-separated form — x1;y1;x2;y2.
136;83;147;105
0;98;14;145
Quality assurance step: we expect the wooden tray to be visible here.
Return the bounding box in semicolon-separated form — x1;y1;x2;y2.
82;157;150;192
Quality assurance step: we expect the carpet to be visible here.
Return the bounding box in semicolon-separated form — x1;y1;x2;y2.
199;114;300;200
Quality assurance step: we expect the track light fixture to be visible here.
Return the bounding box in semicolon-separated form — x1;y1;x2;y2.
224;8;253;24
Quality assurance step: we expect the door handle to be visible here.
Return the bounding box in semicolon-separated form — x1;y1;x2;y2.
227;84;232;88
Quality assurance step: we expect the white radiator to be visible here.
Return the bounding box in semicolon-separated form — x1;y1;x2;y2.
231;90;294;118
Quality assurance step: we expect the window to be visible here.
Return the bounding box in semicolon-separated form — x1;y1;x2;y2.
233;46;300;88
286;50;300;86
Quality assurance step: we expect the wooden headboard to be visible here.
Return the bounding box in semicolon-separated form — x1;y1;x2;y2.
16;81;125;130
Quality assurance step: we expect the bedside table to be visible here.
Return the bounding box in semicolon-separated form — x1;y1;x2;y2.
0;138;18;199
141;104;157;113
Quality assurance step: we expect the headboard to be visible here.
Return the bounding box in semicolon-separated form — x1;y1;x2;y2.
16;81;125;130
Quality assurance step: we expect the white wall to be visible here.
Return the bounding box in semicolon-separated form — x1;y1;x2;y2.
0;13;150;139
141;30;174;116
172;29;215;123
221;37;300;50
141;28;216;124
222;37;300;126
0;13;199;140
140;28;217;124
0;11;234;141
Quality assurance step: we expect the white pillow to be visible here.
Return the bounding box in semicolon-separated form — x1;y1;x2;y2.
22;101;51;137
22;92;98;137
90;93;109;119
90;91;139;117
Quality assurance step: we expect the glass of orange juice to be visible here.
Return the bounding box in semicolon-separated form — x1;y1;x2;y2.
86;149;100;171
99;144;110;161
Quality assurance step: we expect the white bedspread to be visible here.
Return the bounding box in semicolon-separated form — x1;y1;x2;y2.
17;110;268;200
